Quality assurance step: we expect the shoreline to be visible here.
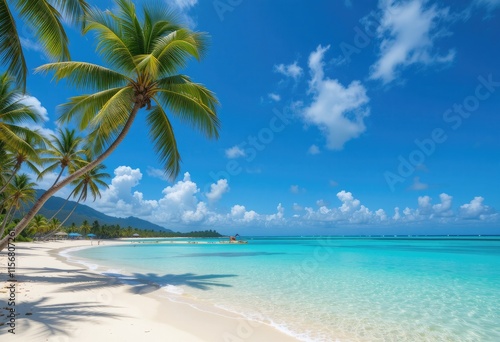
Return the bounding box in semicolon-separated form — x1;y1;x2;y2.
0;240;298;341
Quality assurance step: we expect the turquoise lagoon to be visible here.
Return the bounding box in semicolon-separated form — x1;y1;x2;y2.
67;236;500;341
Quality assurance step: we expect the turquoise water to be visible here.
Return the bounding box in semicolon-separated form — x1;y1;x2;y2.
68;237;500;341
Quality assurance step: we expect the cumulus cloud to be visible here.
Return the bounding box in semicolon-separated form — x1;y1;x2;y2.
225;146;246;159
302;191;382;224
230;204;259;222
95;166;158;217
19;95;55;137
370;0;455;84
274;61;303;80
85;167;499;229
205;179;229;201
302;45;370;150
459;197;496;220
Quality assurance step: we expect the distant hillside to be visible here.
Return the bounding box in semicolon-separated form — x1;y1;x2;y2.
28;189;172;232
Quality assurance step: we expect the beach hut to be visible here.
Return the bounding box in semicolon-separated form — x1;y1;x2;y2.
132;233;140;238
54;232;68;240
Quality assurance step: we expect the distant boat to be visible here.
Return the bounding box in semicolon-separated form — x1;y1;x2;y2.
219;240;248;244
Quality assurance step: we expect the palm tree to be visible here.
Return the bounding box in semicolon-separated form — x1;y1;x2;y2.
0;73;45;158
0;0;89;90
0;133;45;195
45;159;110;238
80;220;91;236
46;217;61;235
0;0;219;251
38;128;86;186
0;142;14;193
28;215;49;238
0;173;36;237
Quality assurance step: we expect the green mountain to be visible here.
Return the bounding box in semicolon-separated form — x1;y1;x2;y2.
30;189;172;232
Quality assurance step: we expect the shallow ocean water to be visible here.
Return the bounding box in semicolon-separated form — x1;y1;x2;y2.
69;236;500;341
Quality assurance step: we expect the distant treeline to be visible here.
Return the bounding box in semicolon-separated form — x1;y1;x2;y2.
3;215;222;241
71;220;223;239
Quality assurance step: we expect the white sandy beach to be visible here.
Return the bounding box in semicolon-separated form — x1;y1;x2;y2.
0;240;298;341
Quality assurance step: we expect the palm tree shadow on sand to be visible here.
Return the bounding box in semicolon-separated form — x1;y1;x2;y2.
0;297;125;338
1;267;237;337
119;272;238;295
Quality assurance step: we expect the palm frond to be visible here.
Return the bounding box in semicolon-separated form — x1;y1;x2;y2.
152;29;208;76
50;0;90;30
0;0;26;90
57;87;125;128
155;77;220;139
35;62;129;91
146;100;181;179
85;87;134;155
84;5;137;74
15;0;70;60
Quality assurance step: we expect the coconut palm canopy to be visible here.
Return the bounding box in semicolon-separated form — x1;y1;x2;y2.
36;0;219;179
0;0;219;250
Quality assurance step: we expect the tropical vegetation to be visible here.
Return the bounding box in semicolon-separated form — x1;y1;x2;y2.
0;0;219;252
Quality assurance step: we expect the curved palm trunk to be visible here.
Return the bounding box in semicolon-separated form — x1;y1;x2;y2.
43;192;83;240
0;203;15;238
51;166;66;187
48;188;76;221
0;163;21;195
0;103;141;251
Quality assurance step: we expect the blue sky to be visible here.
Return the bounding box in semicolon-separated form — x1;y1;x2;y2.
18;0;500;235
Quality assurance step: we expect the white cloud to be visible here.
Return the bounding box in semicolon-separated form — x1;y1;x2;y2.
19;95;55;137
146;167;169;181
266;203;285;221
370;0;455;84
20;95;48;121
337;190;361;212
274;61;303;80
316;199;327;207
94;166;158;217
268;93;281;102
205;179;229;202
85;166;499;230
308;144;320;155
168;0;198;10
230;204;259;223
303;45;370;150
432;193;453;217
459;197;496;220
225;146;246;159
302;190;381;224
409;176;428;190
